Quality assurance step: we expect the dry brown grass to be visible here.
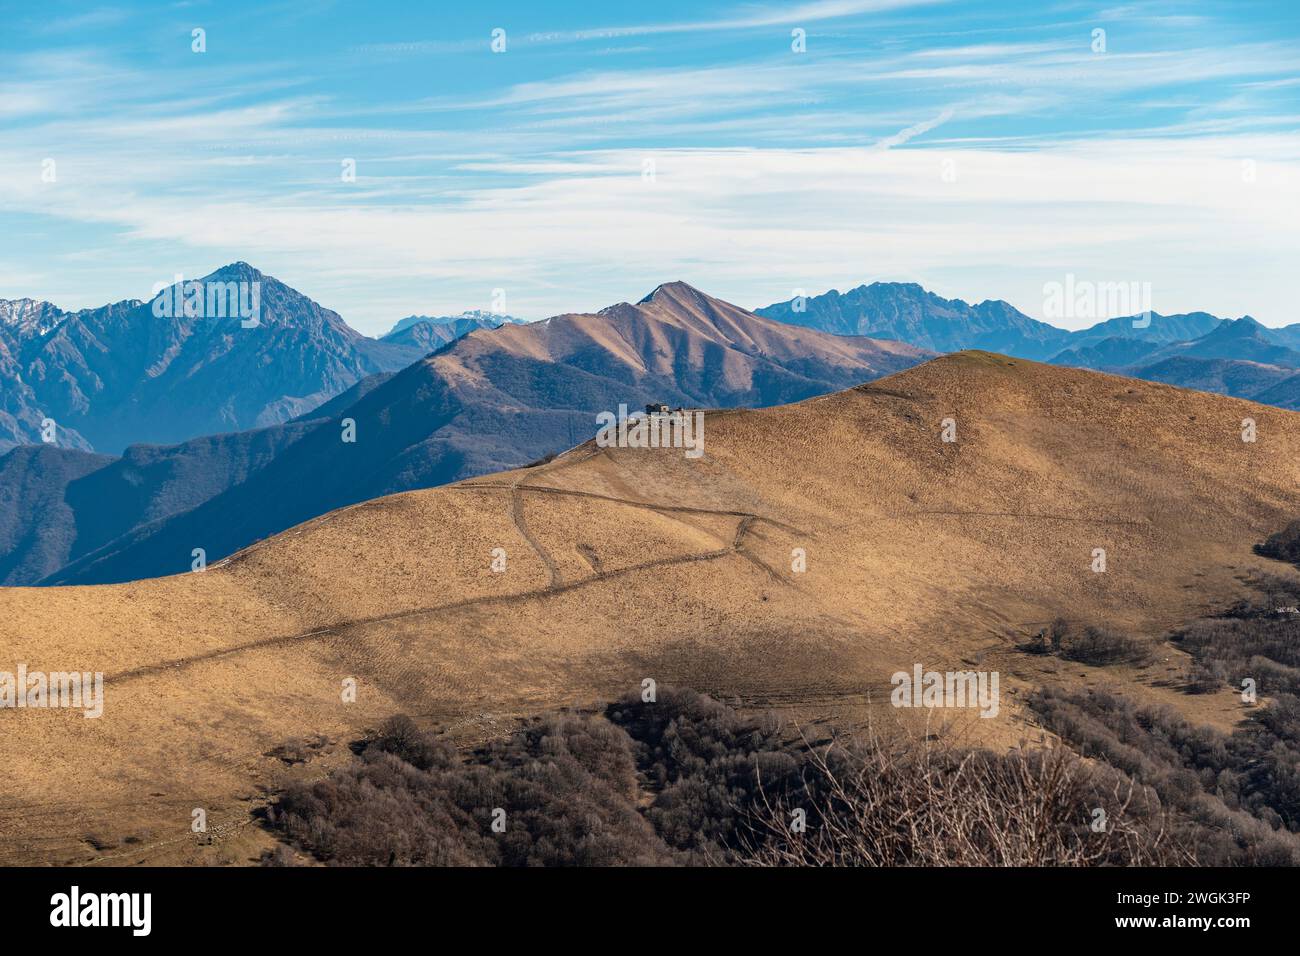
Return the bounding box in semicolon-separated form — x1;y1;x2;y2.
3;352;1299;864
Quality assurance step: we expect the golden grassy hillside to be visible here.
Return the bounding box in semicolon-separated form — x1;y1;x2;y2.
2;351;1298;865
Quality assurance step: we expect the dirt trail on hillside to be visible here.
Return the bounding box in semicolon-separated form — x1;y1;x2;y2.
3;352;1298;865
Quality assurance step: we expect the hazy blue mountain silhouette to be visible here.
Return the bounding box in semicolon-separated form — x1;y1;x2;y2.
0;265;491;454
382;310;525;352
756;282;1070;358
758;284;1300;406
757;284;1231;361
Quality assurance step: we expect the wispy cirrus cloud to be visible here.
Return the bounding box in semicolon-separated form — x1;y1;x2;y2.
1;0;1297;332
354;0;948;55
562;0;951;37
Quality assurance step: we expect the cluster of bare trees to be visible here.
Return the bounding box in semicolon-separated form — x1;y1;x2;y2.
739;723;1186;867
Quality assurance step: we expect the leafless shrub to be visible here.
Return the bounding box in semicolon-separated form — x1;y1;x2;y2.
735;722;1184;867
260;844;301;867
1033;619;1153;666
1181;661;1223;695
1019;619;1153;666
1030;685;1300;864
264;734;330;765
1256;521;1300;564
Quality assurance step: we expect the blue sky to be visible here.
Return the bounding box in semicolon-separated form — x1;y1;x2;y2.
1;0;1297;334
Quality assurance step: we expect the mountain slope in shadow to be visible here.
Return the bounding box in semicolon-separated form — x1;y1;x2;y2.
0;422;318;584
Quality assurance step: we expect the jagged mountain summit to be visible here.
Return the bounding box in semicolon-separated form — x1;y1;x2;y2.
756;282;1071;357
0;265;499;454
385;309;525;336
756;282;1231;360
381;310;526;352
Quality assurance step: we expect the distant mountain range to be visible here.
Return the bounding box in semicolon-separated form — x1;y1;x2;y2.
0;264;507;455
758;282;1077;357
7;267;1300;587
381;310;526;353
1;278;928;585
756;283;1225;360
757;284;1300;407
